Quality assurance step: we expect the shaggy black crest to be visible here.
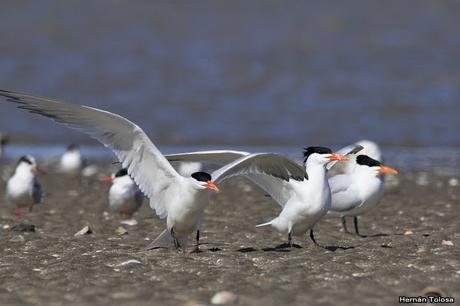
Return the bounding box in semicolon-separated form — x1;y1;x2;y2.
115;168;128;177
303;146;332;162
356;155;381;167
67;144;79;151
19;155;33;165
191;171;212;182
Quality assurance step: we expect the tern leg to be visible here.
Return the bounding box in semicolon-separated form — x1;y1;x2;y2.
354;216;366;237
288;231;293;247
309;229;319;246
191;230;201;253
341;216;350;234
170;228;182;250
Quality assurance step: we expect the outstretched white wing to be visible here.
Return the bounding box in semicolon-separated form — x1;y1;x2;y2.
0;89;181;219
212;153;307;183
211;153;307;207
166;150;250;163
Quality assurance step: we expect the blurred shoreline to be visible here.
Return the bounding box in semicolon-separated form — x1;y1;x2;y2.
1;143;459;174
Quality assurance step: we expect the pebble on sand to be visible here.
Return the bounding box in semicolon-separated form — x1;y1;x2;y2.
441;240;453;246
9;235;25;242
115;227;128;236
404;230;413;235
117;259;142;267
211;291;238;305
420;287;445;297
74;225;93;236
120;219;138;226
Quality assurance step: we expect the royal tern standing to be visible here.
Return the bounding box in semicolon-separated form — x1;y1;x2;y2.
329;154;398;236
0;90;305;252
165;147;348;247
59;144;85;175
99;168;144;219
5;155;43;215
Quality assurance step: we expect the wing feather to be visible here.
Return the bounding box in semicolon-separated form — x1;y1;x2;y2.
0;89;181;218
212;153;308;184
166;150;249;163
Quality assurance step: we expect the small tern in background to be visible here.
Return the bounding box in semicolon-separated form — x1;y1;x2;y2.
99;168;144;219
59;144;85;175
6;155;43;215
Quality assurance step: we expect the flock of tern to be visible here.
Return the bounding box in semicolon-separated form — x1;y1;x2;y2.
0;89;398;252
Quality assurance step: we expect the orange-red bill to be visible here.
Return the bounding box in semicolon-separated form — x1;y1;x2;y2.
328;153;348;161
98;176;113;183
33;166;46;174
204;181;219;192
379;166;398;175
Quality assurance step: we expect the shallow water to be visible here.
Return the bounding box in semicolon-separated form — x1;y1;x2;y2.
0;1;460;147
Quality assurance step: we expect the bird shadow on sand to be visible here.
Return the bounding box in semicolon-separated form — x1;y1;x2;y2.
262;243;303;252
322;245;355;252
357;233;389;238
236;244;302;253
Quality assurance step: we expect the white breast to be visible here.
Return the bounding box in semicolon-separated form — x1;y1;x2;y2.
60;151;82;173
6;167;41;207
109;176;143;213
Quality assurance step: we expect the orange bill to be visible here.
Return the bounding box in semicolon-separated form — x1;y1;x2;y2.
379;166;398;175
33;166;46;174
204;181;219;192
98;176;113;183
328;153;348;161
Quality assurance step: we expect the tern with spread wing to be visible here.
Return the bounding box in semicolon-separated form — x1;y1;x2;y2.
0;90;305;252
162;146;348;248
329;154;398;236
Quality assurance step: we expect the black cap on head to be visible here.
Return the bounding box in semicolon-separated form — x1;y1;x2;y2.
18;155;33;165
191;171;212;182
115;168;128;178
356;155;381;167
303;146;332;162
67;144;79;151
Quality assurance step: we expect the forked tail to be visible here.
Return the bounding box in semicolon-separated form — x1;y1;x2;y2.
256;218;276;228
146;229;173;250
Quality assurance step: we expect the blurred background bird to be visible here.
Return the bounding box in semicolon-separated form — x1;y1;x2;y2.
99;168;144;220
5;155;43;216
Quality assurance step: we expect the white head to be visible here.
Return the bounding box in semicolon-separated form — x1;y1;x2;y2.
99;168;131;185
66;143;80;153
15;155;43;174
356;140;382;162
190;171;219;192
355;155;398;176
303;146;348;167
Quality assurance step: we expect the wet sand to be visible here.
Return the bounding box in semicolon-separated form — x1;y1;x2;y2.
0;171;459;305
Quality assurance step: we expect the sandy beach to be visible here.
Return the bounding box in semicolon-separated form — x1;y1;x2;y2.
0;168;458;306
